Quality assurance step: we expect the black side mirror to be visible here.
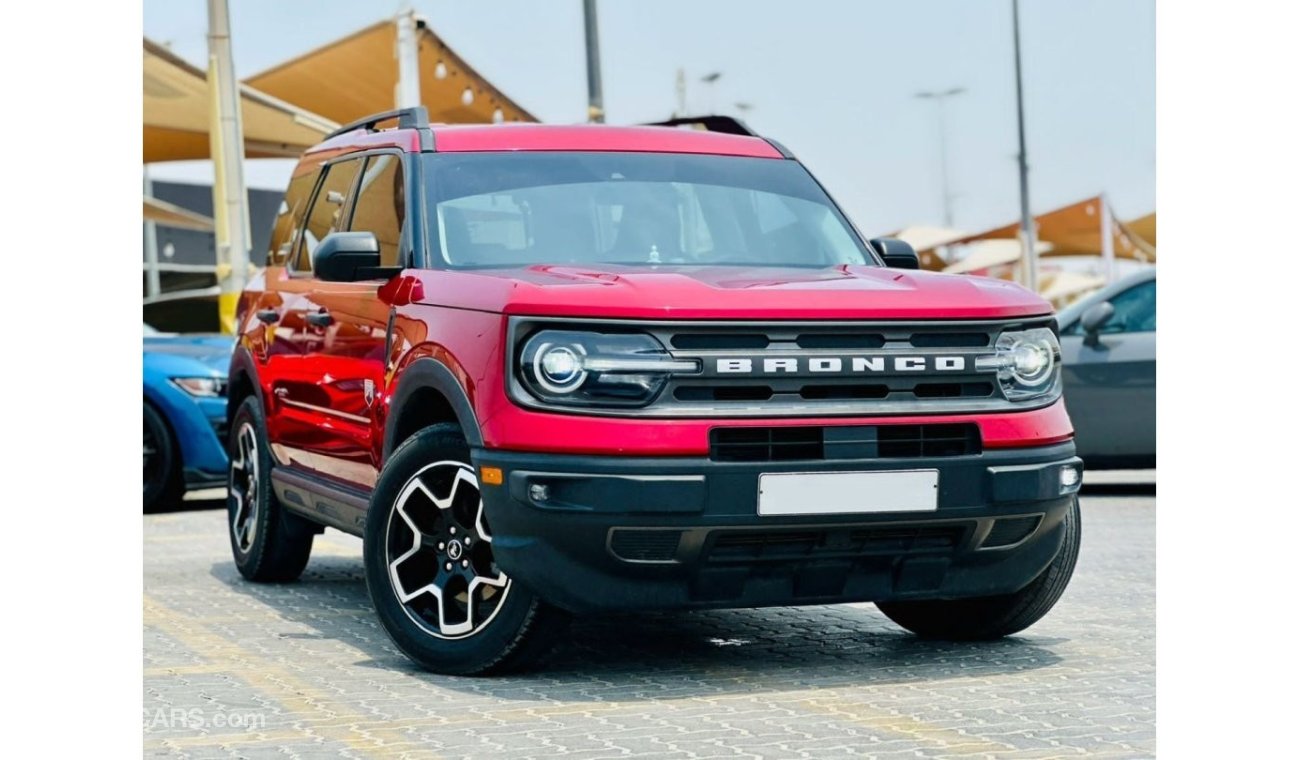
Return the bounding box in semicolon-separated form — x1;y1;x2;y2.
870;237;920;270
1081;301;1115;347
313;232;382;282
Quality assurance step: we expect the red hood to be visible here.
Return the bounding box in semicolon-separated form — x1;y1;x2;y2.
417;264;1051;320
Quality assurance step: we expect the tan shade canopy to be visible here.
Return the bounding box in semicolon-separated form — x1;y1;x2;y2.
888;226;970;271
1039;270;1106;305
144;195;215;231
944;196;1156;264
144;38;337;163
942;239;1050;275
1126;212;1156;247
245;17;536;126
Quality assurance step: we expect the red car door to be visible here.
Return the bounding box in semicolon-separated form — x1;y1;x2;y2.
263;156;365;478
305;152;410;490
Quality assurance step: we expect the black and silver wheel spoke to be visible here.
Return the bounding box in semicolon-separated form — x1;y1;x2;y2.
387;461;510;639
229;422;260;553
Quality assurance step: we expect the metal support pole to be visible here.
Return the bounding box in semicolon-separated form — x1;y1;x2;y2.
1100;196;1116;284
936;100;954;228
207;0;251;333
143;169;161;301
915;87;965;229
1012;0;1039;292
674;68;686;117
395;10;421;109
583;0;604;123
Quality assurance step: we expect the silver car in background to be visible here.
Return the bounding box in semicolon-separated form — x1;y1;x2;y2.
1056;268;1156;469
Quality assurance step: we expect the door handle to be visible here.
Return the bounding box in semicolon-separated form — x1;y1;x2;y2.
305;310;334;327
255;309;280;324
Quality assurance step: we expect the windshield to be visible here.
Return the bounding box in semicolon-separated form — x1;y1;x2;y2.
424;152;874;269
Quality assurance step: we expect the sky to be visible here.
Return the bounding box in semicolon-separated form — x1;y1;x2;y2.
143;0;1155;236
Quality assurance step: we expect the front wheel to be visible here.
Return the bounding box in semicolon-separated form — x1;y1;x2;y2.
363;423;568;675
143;403;183;513
877;497;1081;640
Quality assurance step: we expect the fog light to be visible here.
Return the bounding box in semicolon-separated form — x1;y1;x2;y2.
1060;465;1081;493
529;484;550;503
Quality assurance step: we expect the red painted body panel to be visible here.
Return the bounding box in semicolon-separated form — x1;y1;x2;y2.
408;265;1051;321
474;398;1074;456
429;124;783;158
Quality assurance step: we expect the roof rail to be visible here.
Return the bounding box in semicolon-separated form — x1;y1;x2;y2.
324;106;430;140
643;115;758;137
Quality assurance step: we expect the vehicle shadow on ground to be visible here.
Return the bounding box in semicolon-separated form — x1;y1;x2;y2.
214;553;1066;700
1080;482;1156;497
151;492;227;515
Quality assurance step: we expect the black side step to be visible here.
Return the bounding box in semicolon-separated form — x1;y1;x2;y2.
270;468;370;537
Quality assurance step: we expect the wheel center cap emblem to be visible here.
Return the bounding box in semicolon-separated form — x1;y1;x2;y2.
447;540;463;560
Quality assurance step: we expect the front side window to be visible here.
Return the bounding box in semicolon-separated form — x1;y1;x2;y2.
267;164;321;266
424;152;873;269
292;158;363;273
347;154;406;267
1063;280;1157;335
1102;280;1156;333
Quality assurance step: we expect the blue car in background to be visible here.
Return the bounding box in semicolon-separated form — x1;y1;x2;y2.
143;324;234;511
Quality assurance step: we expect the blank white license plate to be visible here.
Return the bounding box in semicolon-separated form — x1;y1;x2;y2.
757;470;939;516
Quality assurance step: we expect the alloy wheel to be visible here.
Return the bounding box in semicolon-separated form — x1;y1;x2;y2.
229;421;260;554
385;461;510;639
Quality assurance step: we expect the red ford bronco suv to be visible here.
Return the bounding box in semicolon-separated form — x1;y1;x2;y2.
227;107;1082;675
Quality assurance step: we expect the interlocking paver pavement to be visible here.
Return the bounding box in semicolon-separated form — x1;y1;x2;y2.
144;491;1155;759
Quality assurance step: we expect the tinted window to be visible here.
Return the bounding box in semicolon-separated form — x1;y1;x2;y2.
1063;279;1156;335
1102;280;1156;333
347;154;406;267
266;165;321;266
292;158;363;273
425;152;872;269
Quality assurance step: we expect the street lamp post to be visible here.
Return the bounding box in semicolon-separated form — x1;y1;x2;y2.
582;0;604;123
1012;0;1039;292
915;86;966;229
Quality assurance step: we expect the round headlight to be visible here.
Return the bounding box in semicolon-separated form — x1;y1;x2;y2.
532;343;587;393
1009;341;1052;384
980;327;1061;401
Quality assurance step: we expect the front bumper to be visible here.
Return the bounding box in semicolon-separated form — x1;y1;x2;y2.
473;442;1080;614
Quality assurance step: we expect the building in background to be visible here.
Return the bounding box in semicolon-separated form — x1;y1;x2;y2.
143;182;281;332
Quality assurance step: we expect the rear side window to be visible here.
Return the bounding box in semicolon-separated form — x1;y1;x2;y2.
292;158;363;273
347;154;406;267
266;165;321;266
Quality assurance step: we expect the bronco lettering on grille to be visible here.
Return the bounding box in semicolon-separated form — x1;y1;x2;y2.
714;356;969;374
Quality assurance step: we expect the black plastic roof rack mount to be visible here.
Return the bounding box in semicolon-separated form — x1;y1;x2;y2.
325;106;430;141
644;115;757;136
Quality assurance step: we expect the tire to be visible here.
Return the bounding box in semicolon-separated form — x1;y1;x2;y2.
227;396;315;582
876;496;1082;640
143;402;184;513
364;423;569;675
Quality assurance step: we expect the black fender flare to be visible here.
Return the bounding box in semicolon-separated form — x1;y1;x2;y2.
227;345;265;422
383;358;484;458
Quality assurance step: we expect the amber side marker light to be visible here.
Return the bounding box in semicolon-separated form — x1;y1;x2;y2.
480;466;504;486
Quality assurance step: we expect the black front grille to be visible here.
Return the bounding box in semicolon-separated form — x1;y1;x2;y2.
710;423;981;462
509;317;1057;418
707;525;966;563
